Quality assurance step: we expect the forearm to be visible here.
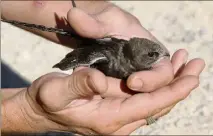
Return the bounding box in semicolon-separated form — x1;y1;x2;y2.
2;88;50;134
1;1;112;46
1;1;75;46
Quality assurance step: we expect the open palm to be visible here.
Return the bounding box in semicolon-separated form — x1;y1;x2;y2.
25;50;204;135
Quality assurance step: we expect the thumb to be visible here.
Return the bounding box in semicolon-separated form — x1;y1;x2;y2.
66;68;108;98
38;68;108;112
67;8;108;38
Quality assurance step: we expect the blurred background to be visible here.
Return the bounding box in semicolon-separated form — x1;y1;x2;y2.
1;1;213;135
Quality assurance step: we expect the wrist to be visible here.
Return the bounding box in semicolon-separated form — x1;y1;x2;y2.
2;88;51;133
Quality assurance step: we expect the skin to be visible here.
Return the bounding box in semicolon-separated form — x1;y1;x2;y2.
1;1;205;135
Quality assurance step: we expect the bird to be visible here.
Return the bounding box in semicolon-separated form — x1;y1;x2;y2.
53;37;170;80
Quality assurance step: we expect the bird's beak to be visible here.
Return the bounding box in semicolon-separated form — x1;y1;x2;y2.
164;52;170;57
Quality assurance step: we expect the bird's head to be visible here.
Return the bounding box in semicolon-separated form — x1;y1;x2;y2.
123;37;170;70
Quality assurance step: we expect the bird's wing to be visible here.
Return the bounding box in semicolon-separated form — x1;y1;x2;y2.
53;48;108;70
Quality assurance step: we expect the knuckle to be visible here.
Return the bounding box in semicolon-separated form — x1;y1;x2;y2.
67;74;77;92
37;78;61;110
179;91;190;101
194;77;200;87
88;69;108;94
68;72;88;97
179;77;200;101
68;68;102;97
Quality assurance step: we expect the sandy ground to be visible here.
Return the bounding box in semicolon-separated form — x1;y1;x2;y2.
1;1;213;135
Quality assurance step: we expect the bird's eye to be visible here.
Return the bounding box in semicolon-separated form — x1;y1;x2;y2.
148;52;159;58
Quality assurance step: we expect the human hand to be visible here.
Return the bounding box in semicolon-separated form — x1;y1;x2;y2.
66;5;177;93
7;51;204;135
1;1;206;135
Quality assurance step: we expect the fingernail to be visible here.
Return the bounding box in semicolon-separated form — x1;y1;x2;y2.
129;78;143;90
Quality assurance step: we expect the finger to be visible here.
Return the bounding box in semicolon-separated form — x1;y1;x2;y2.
114;103;174;135
118;75;199;125
67;8;108;38
102;77;134;98
146;49;190;118
113;119;146;135
74;67;134;98
113;104;175;135
171;49;188;75
150;58;205;122
127;58;174;92
74;68;134;98
178;58;205;77
113;103;175;135
153;104;175;120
